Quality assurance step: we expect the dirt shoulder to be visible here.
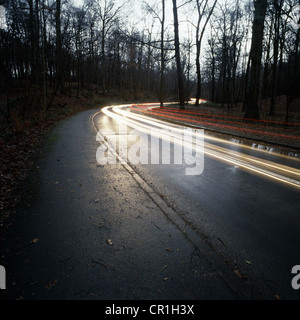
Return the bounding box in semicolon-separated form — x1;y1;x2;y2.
0;94;123;225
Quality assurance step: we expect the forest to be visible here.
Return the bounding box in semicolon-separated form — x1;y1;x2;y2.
0;0;300;130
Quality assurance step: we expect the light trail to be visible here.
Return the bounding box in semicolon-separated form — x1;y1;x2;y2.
111;105;300;161
135;104;300;127
99;104;300;190
136;107;300;141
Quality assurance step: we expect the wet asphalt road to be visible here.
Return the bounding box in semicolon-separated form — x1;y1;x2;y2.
1;107;300;300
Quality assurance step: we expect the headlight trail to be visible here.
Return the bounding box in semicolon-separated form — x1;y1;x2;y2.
100;105;300;190
131;104;300;141
115;105;300;161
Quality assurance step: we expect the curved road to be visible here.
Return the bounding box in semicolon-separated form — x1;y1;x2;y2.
1;105;300;300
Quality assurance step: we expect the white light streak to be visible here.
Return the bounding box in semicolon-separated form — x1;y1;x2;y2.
99;104;300;190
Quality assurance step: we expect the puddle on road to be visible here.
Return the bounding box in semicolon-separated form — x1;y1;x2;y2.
204;130;300;160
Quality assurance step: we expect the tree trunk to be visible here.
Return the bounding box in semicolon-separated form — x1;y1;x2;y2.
159;0;165;108
172;0;185;109
195;0;217;106
269;2;282;116
244;0;268;119
56;0;65;94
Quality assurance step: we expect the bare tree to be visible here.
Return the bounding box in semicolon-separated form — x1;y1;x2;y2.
268;0;284;115
56;0;65;94
172;0;185;108
95;0;124;92
195;0;217;106
244;0;268;119
159;0;166;107
143;0;167;106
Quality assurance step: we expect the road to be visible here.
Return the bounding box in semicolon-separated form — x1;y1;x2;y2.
1;104;300;300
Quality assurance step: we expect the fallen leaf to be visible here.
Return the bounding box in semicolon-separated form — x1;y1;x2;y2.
45;279;57;290
94;199;100;203
234;269;247;280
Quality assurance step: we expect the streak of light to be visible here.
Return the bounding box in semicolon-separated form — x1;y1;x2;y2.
100;105;300;190
139;107;300;141
114;105;300;162
134;102;300;126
